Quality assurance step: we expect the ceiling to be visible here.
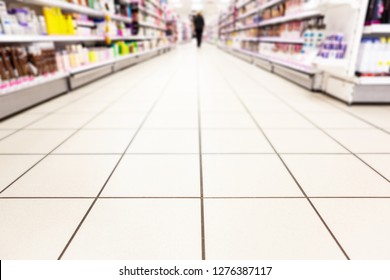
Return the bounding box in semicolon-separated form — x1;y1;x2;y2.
168;0;230;23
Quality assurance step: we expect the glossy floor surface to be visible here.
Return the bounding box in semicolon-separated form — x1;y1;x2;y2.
1;44;390;260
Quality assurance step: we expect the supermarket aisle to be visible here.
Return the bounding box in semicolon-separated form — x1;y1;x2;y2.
1;44;390;260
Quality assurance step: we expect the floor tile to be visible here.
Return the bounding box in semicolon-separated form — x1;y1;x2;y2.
2;155;119;197
304;112;371;129
0;155;43;192
24;100;70;114
253;112;315;129
0;130;74;154
84;113;146;129
105;101;152;113
144;111;198;129
127;129;199;153
102;155;200;197
358;154;390;182
202;129;274;153
27;113;93;129
201;100;246;113
62;199;201;259
0;113;46;129
57;101;108;113
343;110;390;128
313;198;390;259
201;112;256;128
205;199;346;259
203;155;302;197
54;130;135;154
325;129;390;153
264;129;347;153
0;199;92;259
0;130;15;139
282;155;390;197
153;102;197;114
287;100;340;113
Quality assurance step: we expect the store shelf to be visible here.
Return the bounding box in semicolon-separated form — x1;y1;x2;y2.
237;0;285;21
219;11;234;25
0;34;105;43
232;47;318;75
232;10;323;32
233;37;260;42
17;0;103;17
363;24;390;35
258;10;323;27
0;72;69;119
237;0;254;9
111;35;160;41
232;36;304;44
110;14;132;24
0;34;160;43
138;6;165;21
219;20;235;29
147;0;163;12
70;45;170;75
76;20;95;27
139;21;166;30
0;72;68;97
16;0;133;23
268;56;318;75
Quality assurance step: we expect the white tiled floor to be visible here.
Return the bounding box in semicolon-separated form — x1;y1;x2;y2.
1;44;390;260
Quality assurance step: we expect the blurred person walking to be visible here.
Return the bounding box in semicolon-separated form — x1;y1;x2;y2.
193;12;205;48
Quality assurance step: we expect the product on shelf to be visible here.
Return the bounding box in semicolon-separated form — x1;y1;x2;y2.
365;0;390;25
356;36;390;76
44;7;75;35
317;33;347;60
0;43;58;93
0;1;47;35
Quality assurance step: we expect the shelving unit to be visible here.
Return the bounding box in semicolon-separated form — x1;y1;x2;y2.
218;0;390;103
218;0;325;90
0;0;171;119
0;45;172;119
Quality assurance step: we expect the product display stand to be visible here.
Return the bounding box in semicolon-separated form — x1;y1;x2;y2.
0;0;172;119
218;0;390;103
317;0;390;103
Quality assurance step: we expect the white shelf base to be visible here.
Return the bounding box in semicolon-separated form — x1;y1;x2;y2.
363;24;390;35
223;47;320;90
356;77;390;85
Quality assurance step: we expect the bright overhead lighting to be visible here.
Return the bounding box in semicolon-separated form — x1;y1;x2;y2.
191;3;204;10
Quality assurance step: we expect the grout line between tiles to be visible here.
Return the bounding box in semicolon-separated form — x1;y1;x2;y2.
197;54;206;261
213;52;351;260
4;152;390;156
2;196;390;199
57;62;180;260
